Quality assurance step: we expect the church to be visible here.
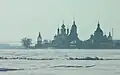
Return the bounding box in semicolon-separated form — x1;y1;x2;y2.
52;20;82;48
84;21;113;49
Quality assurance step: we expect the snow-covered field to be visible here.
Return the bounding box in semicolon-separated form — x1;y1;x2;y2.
0;49;120;75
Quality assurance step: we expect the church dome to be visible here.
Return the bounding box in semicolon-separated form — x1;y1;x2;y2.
95;22;103;33
61;24;65;28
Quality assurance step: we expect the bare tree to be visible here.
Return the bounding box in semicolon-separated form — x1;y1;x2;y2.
21;37;32;48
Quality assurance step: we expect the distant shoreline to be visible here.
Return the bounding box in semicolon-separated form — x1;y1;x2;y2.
0;47;120;49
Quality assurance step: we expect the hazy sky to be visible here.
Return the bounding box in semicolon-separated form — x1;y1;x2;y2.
0;0;120;43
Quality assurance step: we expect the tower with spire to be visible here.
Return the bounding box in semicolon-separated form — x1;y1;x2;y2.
108;32;112;40
68;20;82;48
37;32;42;45
70;20;77;36
35;32;43;48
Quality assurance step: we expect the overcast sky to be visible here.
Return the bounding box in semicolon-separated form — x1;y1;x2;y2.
0;0;120;43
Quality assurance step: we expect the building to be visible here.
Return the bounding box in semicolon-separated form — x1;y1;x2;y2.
35;32;43;48
34;20;116;49
84;21;113;49
68;21;82;48
53;20;82;48
53;21;69;48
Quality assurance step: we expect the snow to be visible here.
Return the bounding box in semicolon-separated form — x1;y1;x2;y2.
0;49;120;75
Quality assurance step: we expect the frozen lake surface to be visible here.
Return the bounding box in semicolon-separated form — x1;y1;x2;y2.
0;49;120;75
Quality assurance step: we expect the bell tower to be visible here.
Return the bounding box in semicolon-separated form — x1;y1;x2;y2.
37;32;42;44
